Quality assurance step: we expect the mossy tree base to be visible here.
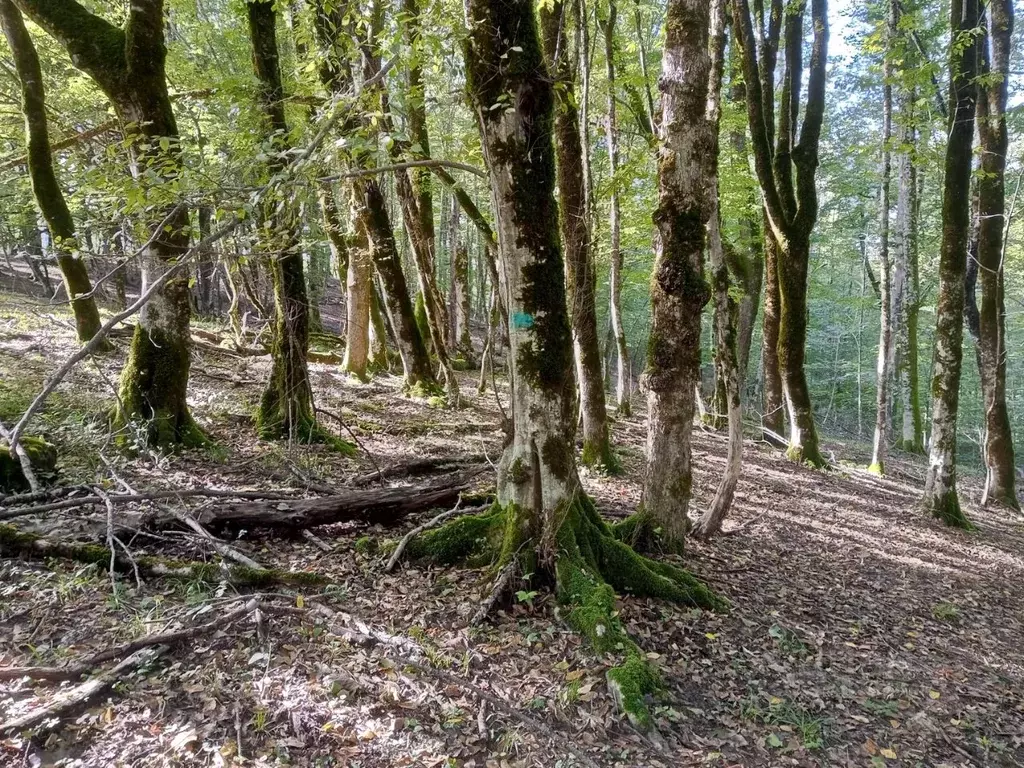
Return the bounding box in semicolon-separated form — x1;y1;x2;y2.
785;442;828;469
256;410;357;456
922;493;975;531
580;439;622;475
1;437;57;492
867;462;883;476
404;495;724;727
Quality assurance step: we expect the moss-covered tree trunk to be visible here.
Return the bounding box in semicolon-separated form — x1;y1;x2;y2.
15;0;202;447
694;0;742;539
246;0;318;442
599;1;631;417
635;0;714;553
921;0;978;528
540;0;615;471
0;0;104;346
974;0;1017;510
358;180;436;391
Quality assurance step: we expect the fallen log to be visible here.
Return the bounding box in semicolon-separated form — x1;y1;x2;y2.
199;469;486;532
0;523;327;587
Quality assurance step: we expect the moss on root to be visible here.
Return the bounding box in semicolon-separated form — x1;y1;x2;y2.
580;439;622;475
404;494;724;727
1;436;57;492
923;493;975;531
255;411;357;456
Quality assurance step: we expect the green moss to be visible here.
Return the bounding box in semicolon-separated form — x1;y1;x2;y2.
1;436;57;492
507;457;530;485
405;379;445;399
354;536;377;555
414;292;432;355
606;654;661;729
924;492;975;531
404;506;504;565
580;439;622;474
867;462;883;476
541;436;573;482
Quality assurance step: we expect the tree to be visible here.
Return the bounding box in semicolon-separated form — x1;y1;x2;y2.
0;0;104;346
693;0;743;540
869;0;896;475
634;0;714;552
732;0;829;466
973;0;1017;510
246;0;322;443
599;1;632;416
408;0;720;727
14;0;203;447
540;0;617;471
921;0;979;528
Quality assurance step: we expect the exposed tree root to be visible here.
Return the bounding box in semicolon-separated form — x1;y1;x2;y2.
922;493;975;530
0;523;327;587
401;494;724;727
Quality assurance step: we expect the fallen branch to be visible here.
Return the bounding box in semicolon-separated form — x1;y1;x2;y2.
0;523;326;587
0;646;167;736
386;501;478;572
471;558;520;626
200;469;486;533
0;598;261;684
165;507;263;569
0;486;302;522
348;455;487;488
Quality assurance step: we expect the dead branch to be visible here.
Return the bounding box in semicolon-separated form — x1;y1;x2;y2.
0;523;326;587
348;455;487;488
0;598;261;684
471;558;520;626
0;647;168;736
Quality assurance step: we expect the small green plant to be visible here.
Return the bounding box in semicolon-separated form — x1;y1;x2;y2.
932;601;960;621
515;589;539;607
741;693;829;749
862;698;900;717
769;623;809;656
250;707;269;733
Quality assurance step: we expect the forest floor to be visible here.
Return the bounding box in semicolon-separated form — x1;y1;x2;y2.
1;291;1023;768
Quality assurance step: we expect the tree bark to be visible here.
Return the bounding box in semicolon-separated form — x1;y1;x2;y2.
246;0;319;443
870;0;895;474
14;0;202;447
974;0;1017;510
638;0;713;552
693;0;742;540
540;0;616;471
342;190;372;378
0;0;105;346
921;0;979;529
732;0;828;466
599;1;631;416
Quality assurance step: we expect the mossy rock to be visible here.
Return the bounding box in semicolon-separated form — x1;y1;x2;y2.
1;437;57;492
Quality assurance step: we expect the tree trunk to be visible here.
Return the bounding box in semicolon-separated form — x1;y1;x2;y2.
14;0;202;447
599;2;631;416
342;191;372;379
921;0;979;529
637;0;713;553
974;0;1017;510
693;0;742;540
452;240;476;366
892;84;925;454
540;0;616;471
761;223;785;441
358;180;436;392
246;0;321;443
870;0;895;474
0;0;105;346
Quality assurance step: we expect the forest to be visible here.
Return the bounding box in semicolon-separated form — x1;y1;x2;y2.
0;0;1022;764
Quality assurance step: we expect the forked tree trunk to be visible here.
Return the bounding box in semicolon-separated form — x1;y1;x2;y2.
600;1;631;416
693;0;742;540
637;0;713;552
732;0;828;467
921;0;979;529
540;0;616;471
870;0;895;474
974;0;1017;510
15;0;202;447
247;0;318;442
0;0;105;346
